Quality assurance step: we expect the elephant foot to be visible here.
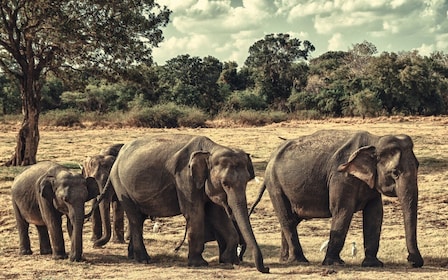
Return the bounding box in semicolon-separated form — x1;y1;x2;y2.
219;254;240;265
361;256;383;267
69;254;85;262
133;254;151;264
281;255;309;264
19;248;33;255
40;248;52;255
407;253;424;268
112;237;126;244
52;253;68;260
188;256;208;267
322;256;345;266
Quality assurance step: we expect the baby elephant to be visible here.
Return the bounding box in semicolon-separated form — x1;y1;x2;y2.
11;161;99;261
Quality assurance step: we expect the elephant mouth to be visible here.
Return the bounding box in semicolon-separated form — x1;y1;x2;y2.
380;184;397;197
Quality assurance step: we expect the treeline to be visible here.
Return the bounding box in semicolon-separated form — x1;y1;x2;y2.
1;38;447;126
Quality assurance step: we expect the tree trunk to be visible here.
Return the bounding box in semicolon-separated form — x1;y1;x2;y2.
5;74;41;166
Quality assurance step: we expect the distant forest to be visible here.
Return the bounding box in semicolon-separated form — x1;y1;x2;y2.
1;38;447;120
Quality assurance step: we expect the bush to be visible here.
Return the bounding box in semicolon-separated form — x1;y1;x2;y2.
224;90;267;111
220;110;288;126
126;103;207;128
41;109;83;127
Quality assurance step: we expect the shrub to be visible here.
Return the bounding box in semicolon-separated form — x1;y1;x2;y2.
224;90;267;111
41;109;83;127
126;103;207;128
221;110;288;126
178;107;208;128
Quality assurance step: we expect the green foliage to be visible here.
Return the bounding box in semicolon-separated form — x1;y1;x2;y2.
224;90;268;111
0;75;20;114
41;109;82;127
159;55;224;114
41;76;65;112
245;33;315;106
350;89;383;117
126;103;207;128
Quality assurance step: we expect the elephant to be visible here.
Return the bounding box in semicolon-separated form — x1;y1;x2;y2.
82;143;125;246
96;134;269;273
175;201;247;263
11;161;99;261
250;130;423;268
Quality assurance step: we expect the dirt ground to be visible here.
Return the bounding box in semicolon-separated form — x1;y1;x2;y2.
1;116;448;279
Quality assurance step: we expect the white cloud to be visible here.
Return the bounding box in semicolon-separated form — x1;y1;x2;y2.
327;33;346;51
415;43;435;56
152;0;448;65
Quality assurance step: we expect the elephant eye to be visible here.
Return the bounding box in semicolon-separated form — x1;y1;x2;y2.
390;169;400;179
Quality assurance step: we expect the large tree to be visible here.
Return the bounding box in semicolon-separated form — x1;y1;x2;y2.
0;0;170;166
244;33;315;107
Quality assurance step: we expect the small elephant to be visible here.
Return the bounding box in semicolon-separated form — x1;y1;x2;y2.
82;143;125;246
251;130;423;268
11;161;99;261
97;134;269;273
175;202;247;264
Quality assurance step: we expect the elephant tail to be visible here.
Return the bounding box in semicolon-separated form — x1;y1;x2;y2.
248;183;266;216
174;221;188;252
84;176;112;220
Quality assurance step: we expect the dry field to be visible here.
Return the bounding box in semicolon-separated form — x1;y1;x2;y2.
1;116;448;279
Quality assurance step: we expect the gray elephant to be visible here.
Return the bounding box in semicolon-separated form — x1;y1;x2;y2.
97;134;269;273
175;202;247;262
11;161;99;261
82;143;125;246
251;130;423;268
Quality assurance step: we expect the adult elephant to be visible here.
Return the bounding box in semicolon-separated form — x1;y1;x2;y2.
251;130;423;268
99;134;269;273
82;143;125;246
11;161;99;261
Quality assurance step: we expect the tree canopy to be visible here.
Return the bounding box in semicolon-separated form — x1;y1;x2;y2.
0;0;170;166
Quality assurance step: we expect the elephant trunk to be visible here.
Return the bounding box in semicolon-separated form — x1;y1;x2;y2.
396;176;423;267
69;208;85;261
228;194;269;273
94;198;112;247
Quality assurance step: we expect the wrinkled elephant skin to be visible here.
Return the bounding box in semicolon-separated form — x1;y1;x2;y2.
263;130;423;268
109;134;269;273
11;161;99;261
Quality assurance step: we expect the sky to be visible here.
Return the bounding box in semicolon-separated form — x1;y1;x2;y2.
152;0;448;66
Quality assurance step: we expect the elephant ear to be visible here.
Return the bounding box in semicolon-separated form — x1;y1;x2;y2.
189;151;210;189
39;176;55;200
85;177;100;201
337;146;377;189
245;153;255;180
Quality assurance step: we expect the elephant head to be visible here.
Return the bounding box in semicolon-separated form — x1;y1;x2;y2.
337;134;423;267
82;149;126;246
39;170;99;261
183;147;269;273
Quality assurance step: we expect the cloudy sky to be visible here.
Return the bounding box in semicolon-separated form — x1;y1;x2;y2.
152;0;448;66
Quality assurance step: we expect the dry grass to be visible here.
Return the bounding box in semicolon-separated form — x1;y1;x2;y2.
1;116;448;279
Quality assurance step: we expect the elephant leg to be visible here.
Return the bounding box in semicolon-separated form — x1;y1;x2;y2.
112;200;125;243
323;210;354;266
184;206;207;267
206;204;239;265
46;214;68;260
36;225;52;255
361;198;384;267
269;190;307;263
122;198;150;263
91;200;102;242
13;204;32;255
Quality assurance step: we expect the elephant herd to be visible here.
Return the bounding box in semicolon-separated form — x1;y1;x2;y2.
10;130;424;274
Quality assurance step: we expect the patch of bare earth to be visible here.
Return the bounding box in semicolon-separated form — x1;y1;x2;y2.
1;116;448;279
